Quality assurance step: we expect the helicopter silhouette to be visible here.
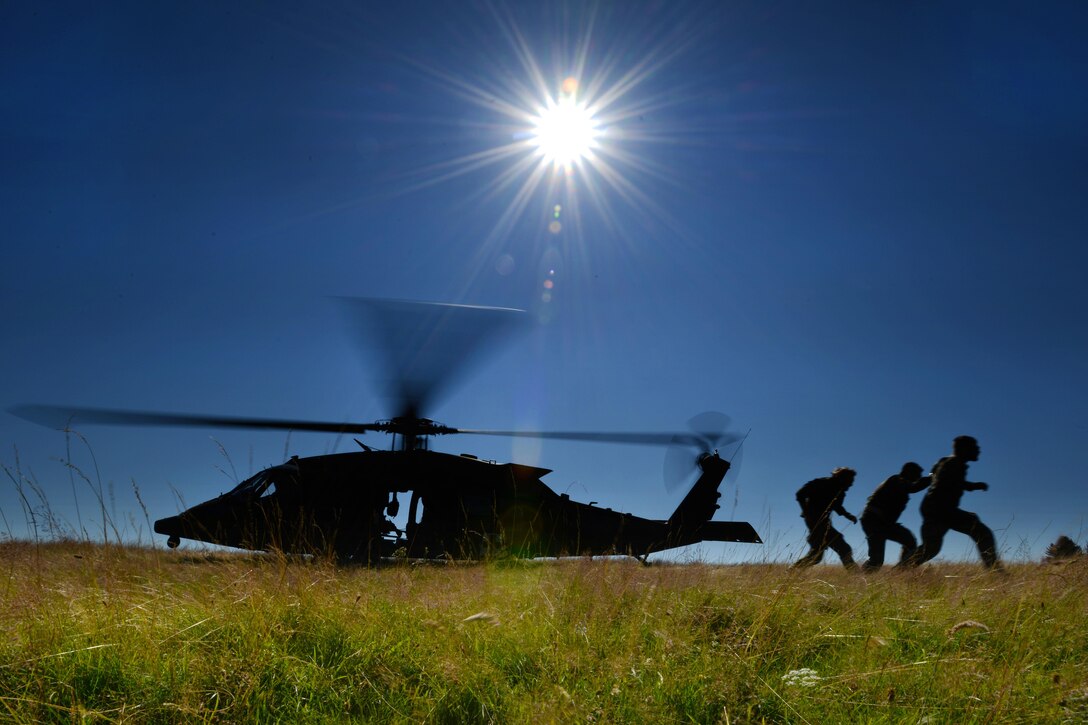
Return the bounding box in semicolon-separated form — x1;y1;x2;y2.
10;299;761;563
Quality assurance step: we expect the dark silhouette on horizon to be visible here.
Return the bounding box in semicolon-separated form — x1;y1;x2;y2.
860;461;929;571
910;435;1002;570
792;467;858;569
1044;535;1084;561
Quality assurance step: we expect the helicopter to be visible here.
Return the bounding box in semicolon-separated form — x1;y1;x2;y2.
10;299;762;563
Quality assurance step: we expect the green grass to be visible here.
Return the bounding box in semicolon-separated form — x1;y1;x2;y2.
0;542;1085;723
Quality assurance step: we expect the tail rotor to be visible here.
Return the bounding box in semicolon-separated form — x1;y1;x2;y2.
663;411;745;494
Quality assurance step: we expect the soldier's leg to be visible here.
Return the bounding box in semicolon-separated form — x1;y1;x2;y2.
947;509;1000;568
861;517;886;571
887;523;919;567
912;516;948;565
825;526;856;569
793;519;829;568
793;550;821;568
793;543;824;568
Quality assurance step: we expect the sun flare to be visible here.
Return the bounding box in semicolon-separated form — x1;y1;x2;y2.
530;84;601;169
397;14;698;263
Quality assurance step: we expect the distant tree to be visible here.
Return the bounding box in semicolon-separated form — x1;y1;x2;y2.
1044;535;1084;562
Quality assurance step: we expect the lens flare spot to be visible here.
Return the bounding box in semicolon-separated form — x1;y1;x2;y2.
561;77;578;96
548;220;562;234
542;291;552;303
495;254;515;276
543;279;554;290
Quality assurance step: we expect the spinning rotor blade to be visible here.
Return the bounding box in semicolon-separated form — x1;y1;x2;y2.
685;411;733;450
662;411;745;493
10;404;743;452
663;439;696;494
339;297;529;419
10;405;384;435
455;428;743;448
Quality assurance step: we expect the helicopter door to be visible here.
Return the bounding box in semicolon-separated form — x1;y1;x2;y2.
405;491;422;537
405;491;424;555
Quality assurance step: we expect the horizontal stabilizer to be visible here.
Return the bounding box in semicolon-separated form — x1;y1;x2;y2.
699;521;762;544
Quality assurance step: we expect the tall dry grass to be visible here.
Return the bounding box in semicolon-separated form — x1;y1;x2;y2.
0;541;1085;723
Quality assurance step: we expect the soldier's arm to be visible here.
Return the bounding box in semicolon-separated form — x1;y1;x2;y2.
908;476;931;494
965;481;989;491
833;496;857;522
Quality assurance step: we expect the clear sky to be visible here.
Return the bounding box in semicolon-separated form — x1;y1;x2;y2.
2;1;1086;562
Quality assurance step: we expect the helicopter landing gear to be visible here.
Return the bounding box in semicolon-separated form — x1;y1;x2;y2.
166;536;180;549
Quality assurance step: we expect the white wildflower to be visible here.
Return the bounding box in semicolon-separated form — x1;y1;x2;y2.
781;668;822;688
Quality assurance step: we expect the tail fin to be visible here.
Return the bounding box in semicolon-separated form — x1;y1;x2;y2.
655;452;762;550
667;453;729;531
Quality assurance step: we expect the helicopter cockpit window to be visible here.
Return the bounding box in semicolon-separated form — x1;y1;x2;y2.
229;472;271;498
227;466;298;499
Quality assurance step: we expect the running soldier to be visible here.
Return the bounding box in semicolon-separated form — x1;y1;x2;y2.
912;436;1002;570
860;462;929;571
792;467;858;569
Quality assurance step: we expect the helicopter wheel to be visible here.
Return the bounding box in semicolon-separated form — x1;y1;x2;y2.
166;536;180;549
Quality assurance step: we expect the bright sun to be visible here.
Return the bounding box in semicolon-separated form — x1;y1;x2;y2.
530;79;600;169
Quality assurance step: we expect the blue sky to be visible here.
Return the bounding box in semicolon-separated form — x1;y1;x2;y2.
2;1;1086;562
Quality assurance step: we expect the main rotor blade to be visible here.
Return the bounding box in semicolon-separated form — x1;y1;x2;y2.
9;405;382;435
454;428;744;448
339;297;529;418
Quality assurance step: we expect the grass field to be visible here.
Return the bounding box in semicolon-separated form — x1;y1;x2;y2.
0;542;1085;723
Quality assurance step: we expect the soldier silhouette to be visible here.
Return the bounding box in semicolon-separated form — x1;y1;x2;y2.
911;435;1002;570
860;462;929;571
792;467;858;569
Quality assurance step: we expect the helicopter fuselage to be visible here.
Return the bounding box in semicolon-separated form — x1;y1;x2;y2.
153;449;761;561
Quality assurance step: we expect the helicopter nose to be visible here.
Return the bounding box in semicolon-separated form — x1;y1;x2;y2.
153;515;182;537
